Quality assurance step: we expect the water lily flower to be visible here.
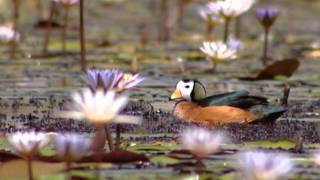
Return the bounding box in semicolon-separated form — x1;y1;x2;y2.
226;38;241;50
82;70;143;151
0;25;20;43
8;131;49;159
83;69;123;92
180;128;225;158
52;133;91;162
208;0;256;18
312;151;320;167
255;7;280;65
256;7;280;29
198;6;223;39
116;73;145;92
208;0;256;42
83;69;144;93
62;89;141;126
237;151;293;180
53;0;79;6
199;6;223;24
53;0;79;52
200;41;237;70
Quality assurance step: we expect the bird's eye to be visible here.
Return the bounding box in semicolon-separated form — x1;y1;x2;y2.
185;85;190;88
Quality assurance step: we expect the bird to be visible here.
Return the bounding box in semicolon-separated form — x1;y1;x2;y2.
169;79;286;126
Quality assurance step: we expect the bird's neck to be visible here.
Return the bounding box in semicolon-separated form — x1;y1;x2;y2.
174;101;199;117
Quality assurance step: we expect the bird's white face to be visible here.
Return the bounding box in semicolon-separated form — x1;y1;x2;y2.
170;80;194;102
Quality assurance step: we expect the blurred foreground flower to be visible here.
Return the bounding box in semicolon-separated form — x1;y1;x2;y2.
312;151;320;167
200;41;237;71
83;69;122;92
237;151;293;180
8;131;49;180
180;128;225;158
62;89;141;126
0;25;20;43
8;131;48;159
83;69;144;93
52;133;91;162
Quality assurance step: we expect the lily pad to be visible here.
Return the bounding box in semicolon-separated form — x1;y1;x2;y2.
0;160;65;179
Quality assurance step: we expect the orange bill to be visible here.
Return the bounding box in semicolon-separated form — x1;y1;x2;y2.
170;89;182;100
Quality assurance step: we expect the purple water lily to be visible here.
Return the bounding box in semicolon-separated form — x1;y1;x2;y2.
256;7;280;66
83;69;144;93
226;39;241;50
83;69;99;91
98;69;123;91
256;7;280;29
116;73;145;92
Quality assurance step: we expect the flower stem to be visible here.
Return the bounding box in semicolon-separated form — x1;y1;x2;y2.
65;161;72;180
94;164;100;180
192;155;206;170
235;16;241;39
195;158;204;167
148;1;157;15
27;159;34;180
10;0;20;59
115;124;121;150
36;0;43;20
79;0;87;71
42;1;56;54
62;6;70;53
262;28;270;66
158;0;169;43
212;62;217;72
177;0;186;26
104;125;114;151
90;127;107;151
206;20;214;40
210;58;218;72
223;18;231;43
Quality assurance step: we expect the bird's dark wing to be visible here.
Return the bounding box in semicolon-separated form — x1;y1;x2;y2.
227;96;268;109
196;91;268;109
196;91;250;107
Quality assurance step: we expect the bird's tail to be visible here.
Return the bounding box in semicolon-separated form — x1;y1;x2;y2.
249;106;286;124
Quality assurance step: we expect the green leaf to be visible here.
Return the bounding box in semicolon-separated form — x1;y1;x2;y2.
150;155;179;165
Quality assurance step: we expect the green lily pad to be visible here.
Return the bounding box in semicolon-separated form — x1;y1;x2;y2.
242;139;296;149
150;155;180;165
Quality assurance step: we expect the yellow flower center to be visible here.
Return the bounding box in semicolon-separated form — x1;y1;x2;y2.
122;73;134;83
210;57;221;64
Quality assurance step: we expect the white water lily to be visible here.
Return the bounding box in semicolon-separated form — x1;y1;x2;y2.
8;131;49;158
198;6;223;24
237;151;293;180
62;89;141;126
180;128;225;158
0;25;20;43
52;133;90;162
312;151;320;166
200;41;237;64
208;0;256;18
54;0;79;6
